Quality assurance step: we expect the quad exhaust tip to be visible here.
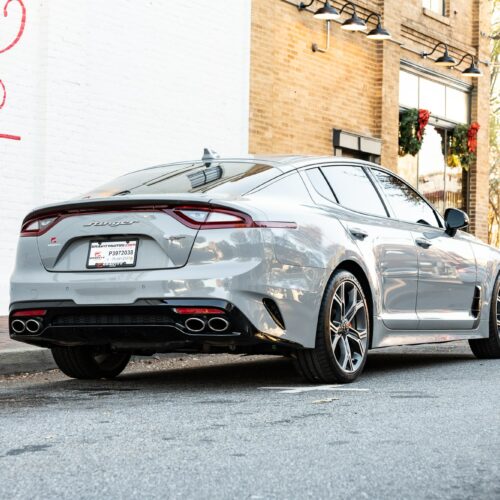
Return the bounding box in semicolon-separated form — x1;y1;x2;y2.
184;316;230;333
11;318;42;334
11;319;26;334
208;317;229;332
184;317;206;333
25;319;42;334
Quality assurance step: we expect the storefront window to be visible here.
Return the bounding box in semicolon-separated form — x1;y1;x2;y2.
418;126;465;214
418;125;446;213
398;69;470;214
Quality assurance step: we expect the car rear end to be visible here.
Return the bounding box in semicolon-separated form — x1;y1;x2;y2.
9;160;306;355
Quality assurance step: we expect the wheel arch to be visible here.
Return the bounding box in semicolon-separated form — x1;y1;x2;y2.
333;260;375;349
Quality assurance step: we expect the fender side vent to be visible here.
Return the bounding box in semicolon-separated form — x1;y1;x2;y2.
471;286;482;318
262;299;286;330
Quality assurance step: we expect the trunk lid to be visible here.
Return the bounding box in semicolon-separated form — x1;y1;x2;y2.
29;195;213;272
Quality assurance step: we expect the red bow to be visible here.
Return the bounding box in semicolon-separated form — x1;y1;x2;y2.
467;122;480;153
417;109;431;141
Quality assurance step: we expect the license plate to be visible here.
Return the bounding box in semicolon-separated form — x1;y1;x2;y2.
87;240;138;269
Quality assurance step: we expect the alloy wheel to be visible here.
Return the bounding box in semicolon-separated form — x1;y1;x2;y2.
329;279;368;373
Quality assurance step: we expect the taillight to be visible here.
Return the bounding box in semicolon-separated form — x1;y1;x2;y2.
167;206;297;230
168;206;253;229
21;215;60;236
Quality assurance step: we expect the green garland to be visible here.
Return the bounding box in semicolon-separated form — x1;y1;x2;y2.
399;109;423;157
447;124;475;171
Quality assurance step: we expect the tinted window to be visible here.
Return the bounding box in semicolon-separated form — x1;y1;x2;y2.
321;166;387;217
306;168;337;203
250;173;312;202
371;169;441;228
83;162;280;198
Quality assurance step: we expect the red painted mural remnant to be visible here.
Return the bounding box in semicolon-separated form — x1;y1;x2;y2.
0;0;25;141
0;0;26;54
0;79;6;109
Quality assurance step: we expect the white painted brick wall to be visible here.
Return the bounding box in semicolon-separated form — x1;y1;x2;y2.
0;0;252;312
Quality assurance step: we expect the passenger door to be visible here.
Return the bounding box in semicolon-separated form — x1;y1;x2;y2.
305;164;420;330
370;169;477;330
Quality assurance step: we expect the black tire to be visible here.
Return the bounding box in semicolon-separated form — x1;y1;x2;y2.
294;269;370;384
51;346;131;380
469;274;500;359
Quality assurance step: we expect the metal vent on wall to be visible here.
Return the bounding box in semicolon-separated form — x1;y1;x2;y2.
332;129;382;163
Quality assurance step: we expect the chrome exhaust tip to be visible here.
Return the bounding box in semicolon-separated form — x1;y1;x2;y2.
25;319;42;334
184;317;206;333
11;319;26;334
208;317;230;333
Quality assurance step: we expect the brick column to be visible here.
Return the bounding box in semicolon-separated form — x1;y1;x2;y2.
468;0;490;242
379;0;402;172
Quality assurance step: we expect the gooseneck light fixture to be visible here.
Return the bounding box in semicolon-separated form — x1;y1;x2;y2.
421;42;456;67
365;13;392;41
339;2;366;31
297;1;391;53
293;0;483;77
298;0;340;20
455;53;482;78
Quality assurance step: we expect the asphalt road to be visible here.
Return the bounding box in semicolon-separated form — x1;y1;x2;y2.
0;341;499;500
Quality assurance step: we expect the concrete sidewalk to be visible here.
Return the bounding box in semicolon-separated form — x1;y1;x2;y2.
0;316;56;376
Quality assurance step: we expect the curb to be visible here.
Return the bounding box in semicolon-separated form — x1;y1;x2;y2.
0;347;57;376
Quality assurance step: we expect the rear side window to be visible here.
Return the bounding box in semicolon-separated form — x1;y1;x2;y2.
321;165;388;217
83;162;280;198
249;172;312;202
306;168;337;203
371;169;441;228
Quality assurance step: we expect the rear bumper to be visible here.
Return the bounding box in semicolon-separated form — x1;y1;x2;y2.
8;299;295;354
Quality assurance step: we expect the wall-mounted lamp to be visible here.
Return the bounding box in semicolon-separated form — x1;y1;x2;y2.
421;42;456;67
455;53;482;78
421;42;483;77
340;2;366;31
297;1;391;53
298;0;339;20
365;13;391;41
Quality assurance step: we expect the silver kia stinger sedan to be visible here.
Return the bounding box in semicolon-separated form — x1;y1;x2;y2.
9;152;500;382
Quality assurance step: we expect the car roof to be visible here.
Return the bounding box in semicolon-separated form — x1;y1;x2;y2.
138;155;385;174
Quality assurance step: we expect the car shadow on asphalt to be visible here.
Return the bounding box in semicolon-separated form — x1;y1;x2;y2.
40;346;479;394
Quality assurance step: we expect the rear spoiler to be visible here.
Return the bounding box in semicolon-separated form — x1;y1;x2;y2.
22;196;214;225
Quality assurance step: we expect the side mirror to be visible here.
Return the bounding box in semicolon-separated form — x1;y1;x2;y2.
444;208;469;237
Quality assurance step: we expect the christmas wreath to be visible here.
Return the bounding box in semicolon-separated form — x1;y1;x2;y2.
447;122;480;171
399;108;431;156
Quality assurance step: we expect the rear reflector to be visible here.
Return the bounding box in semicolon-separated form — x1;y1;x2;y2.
12;309;47;317
173;307;224;315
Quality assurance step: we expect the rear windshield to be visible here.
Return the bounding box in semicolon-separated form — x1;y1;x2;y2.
83;162;280;199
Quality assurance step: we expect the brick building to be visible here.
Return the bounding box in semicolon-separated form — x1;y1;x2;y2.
0;0;492;312
249;0;491;240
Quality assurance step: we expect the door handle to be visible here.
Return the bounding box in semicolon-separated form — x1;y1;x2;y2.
416;238;432;249
349;227;368;240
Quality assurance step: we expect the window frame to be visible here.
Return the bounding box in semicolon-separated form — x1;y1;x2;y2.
245;170;313;202
422;0;446;16
303;167;339;204
366;166;444;229
299;163;391;220
298;161;445;230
